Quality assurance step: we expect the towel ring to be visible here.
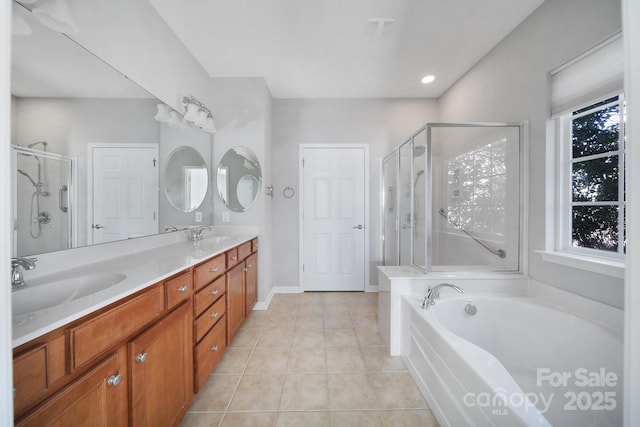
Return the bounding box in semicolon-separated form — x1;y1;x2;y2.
283;186;295;199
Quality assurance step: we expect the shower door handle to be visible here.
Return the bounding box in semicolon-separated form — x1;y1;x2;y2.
92;224;106;229
353;224;364;230
59;185;68;213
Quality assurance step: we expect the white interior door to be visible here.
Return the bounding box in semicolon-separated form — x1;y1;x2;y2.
90;145;158;244
301;146;366;291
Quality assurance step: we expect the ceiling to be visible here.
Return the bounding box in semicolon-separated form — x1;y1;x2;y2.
149;0;545;99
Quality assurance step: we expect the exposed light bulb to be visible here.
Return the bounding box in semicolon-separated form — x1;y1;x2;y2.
421;75;436;84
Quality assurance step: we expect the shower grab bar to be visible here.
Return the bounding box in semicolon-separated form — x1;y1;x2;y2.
59;185;68;213
438;209;506;258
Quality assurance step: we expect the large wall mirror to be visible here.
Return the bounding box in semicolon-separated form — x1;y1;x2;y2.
217;146;262;212
11;3;212;257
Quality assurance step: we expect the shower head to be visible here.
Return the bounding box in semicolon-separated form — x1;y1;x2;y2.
413;145;426;157
414;170;425;186
18;168;38;188
27;141;47;150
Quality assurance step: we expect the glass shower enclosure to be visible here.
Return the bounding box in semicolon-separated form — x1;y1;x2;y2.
382;123;523;272
12;145;74;256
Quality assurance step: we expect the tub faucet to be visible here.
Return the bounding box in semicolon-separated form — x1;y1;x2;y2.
422;283;464;308
190;226;211;241
11;257;37;290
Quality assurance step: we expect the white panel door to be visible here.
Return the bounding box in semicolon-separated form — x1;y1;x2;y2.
302;147;366;291
90;146;158;244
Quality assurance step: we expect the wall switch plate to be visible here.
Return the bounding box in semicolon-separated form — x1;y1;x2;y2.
222;212;230;223
195;211;203;222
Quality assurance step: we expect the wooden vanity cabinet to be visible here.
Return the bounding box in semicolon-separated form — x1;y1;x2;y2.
245;252;258;314
13;270;194;426
130;302;193;427
17;347;128;427
226;263;246;344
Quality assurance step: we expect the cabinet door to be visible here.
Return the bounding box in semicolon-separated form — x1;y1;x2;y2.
129;302;193;427
245;253;258;314
226;263;245;344
16;352;126;427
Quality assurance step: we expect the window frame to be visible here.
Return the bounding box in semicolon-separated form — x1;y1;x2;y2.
556;94;626;260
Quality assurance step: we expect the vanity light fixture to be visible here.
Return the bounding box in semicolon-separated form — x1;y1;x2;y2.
31;0;79;35
183;96;216;134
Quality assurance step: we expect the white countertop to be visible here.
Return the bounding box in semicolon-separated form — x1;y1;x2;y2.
12;233;256;348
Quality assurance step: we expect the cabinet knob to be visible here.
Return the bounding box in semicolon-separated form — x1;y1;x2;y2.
108;374;123;386
248;264;252;269
178;286;188;293
211;267;218;273
211;289;219;296
243;267;248;272
211;345;219;352
231;256;237;261
135;352;148;363
211;312;219;318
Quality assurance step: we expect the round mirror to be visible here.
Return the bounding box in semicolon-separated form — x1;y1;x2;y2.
164;146;209;213
217;146;262;212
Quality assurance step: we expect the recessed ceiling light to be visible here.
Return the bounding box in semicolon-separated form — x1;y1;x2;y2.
421;75;436;84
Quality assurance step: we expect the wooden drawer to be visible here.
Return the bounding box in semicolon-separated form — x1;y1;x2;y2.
194;296;226;343
251;238;259;253
194;275;225;317
193;255;225;291
194;317;227;392
69;285;164;370
226;248;239;268
165;270;193;310
237;241;252;261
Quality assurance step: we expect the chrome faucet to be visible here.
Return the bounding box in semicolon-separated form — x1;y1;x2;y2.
189;226;211;241
422;283;464;308
11;257;37;290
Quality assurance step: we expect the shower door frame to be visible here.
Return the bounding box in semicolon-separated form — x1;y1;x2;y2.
422;122;527;274
11;145;77;256
381;151;400;266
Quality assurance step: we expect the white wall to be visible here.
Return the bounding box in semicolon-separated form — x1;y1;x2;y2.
623;0;640;424
204;78;274;302
1;0;13;421
272;99;439;289
438;0;623;307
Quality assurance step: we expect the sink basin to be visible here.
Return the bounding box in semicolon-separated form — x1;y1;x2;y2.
13;272;127;317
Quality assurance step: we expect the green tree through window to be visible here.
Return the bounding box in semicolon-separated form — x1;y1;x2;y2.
570;96;625;253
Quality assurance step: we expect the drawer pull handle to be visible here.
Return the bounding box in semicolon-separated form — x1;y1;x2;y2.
108;374;122;386
211;289;219;295
178;286;188;293
211;267;218;273
211;312;219;318
211;345;219;352
135;352;148;363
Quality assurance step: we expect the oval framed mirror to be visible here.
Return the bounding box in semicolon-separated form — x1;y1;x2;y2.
164;146;209;213
217;146;262;212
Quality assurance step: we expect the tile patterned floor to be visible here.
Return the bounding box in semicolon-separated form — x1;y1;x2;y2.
181;292;439;427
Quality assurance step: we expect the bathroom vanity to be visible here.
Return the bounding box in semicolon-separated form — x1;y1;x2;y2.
12;234;258;426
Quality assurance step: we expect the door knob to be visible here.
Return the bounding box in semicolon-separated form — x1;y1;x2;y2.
353;224;364;229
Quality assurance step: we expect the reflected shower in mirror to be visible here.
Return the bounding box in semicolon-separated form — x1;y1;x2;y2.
217;146;262;212
11;2;212;257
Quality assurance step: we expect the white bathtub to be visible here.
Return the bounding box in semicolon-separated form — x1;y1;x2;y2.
401;293;623;427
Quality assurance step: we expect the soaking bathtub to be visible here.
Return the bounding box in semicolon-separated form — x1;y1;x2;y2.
401;292;623;427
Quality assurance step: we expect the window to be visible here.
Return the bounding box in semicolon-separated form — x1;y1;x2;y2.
561;95;626;257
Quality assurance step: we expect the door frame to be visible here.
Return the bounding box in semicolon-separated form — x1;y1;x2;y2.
298;144;370;292
87;143;159;244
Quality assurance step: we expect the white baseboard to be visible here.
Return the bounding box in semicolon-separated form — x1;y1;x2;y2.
366;285;379;293
254;288;274;310
272;286;304;294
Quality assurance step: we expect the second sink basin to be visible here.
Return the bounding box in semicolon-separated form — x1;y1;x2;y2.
13;272;127;317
